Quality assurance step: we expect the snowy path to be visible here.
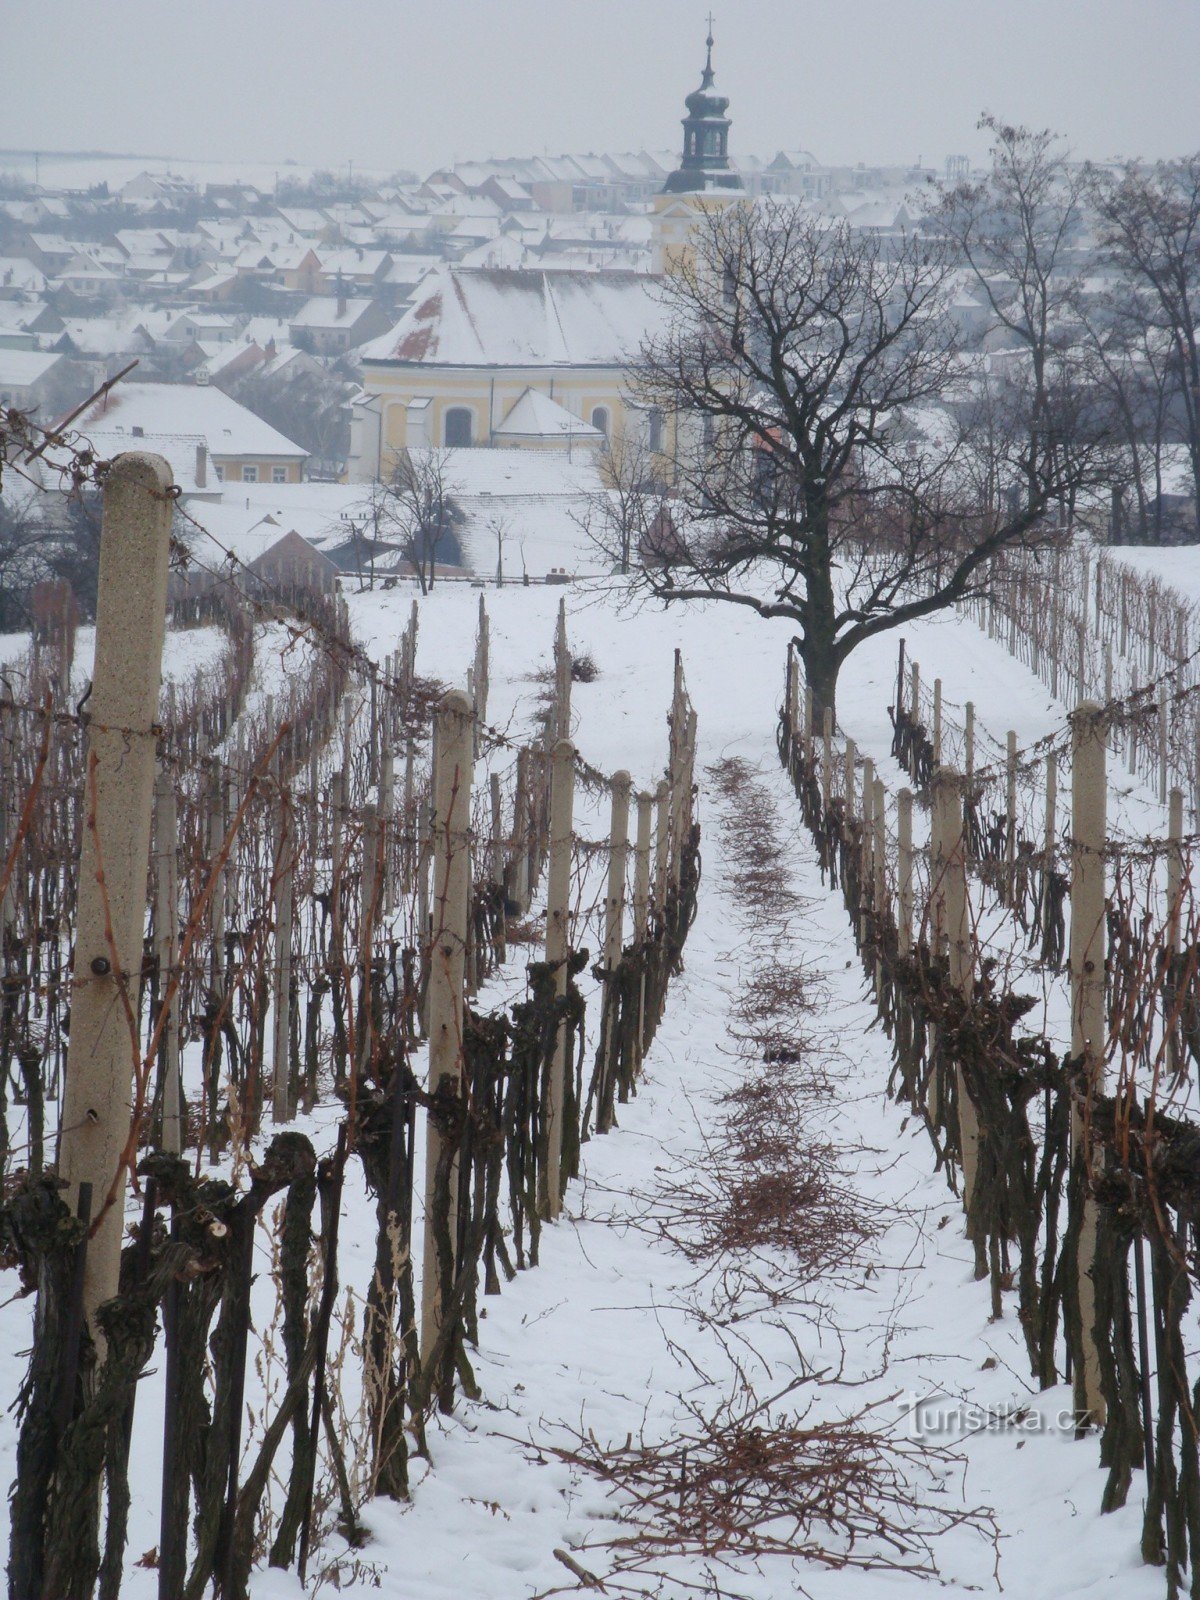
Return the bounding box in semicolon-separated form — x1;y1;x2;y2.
270;584;1157;1598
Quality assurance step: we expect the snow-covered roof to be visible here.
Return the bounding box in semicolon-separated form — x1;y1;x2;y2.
290;296;380;331
72;430;217;495
361;266;668;368
403;445;600;498
0;257;48;293
0;349;63;387
493;387;604;442
75;381;307;460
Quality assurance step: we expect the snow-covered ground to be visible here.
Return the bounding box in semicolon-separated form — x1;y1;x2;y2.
0;572;1176;1596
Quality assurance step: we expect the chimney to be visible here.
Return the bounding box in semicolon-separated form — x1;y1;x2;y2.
195;442;207;488
336;270;347;319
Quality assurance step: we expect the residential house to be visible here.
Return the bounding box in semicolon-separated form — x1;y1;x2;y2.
75;380;309;484
0;349;80;412
289;294;393;356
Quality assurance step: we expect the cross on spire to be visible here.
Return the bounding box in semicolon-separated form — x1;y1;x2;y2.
702;13;715;82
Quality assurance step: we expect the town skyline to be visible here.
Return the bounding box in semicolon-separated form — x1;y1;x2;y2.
5;0;1198;184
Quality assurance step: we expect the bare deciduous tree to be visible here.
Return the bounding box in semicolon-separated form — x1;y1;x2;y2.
620;198;1107;719
374;448;465;595
1087;154;1200;540
937;116;1089;511
580;430;672;576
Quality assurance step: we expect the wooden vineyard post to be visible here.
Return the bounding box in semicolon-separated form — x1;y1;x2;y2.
488;771;505;967
859;757;874;947
1042;751;1058;946
271;773;295;1121
897;788;913;958
933;679;943;766
597;770;631;1133
541;739;575;1219
653;779;670;927
933;768;981;1254
60;452;173;1335
416;796;431;1036
421;691;473;1396
380;739;395;915
204;758;226;1160
1158;683;1170;805
783;646;796;761
153;768;181;1154
1069;700;1108;1427
0;702;13;938
358;802;382;1087
965;702;975;788
554;596;571;743
802;684;813;770
1006;730;1018;906
871;775;886;993
473;592;490;756
1167;786;1184;1077
633;789;653;1066
843;738;857;821
511;747;531;915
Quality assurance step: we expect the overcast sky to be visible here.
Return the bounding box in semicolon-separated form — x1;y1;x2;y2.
4;0;1197;177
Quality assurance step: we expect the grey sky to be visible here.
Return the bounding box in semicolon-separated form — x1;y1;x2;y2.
4;0;1197;176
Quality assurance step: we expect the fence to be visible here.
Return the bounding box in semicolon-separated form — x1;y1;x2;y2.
0;453;702;1599
964;540;1200;818
781;622;1200;1590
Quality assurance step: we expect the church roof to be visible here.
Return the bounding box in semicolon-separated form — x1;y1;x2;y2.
359;265;668;368
493;387;604;441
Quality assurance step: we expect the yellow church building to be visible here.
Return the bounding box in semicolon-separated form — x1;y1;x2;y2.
349;28;745;482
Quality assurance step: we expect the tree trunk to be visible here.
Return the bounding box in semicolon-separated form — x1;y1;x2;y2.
799;638;839;727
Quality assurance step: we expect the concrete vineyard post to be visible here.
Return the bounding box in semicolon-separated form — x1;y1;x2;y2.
60;452;173;1337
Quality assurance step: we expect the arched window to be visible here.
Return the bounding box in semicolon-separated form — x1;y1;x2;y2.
444;407;473;447
591;406;609;439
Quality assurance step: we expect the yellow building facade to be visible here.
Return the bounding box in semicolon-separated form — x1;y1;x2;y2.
351;265;671;479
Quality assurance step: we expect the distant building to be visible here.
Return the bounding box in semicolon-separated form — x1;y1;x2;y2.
351;265;668;475
652;28;746;276
0;349;78;413
74;380;308;484
289;291;392;356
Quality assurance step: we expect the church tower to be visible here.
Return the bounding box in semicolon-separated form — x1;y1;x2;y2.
662;23;745;196
653;23;746;276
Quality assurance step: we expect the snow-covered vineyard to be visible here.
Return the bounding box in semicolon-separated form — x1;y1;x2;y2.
2;449;1200;1600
